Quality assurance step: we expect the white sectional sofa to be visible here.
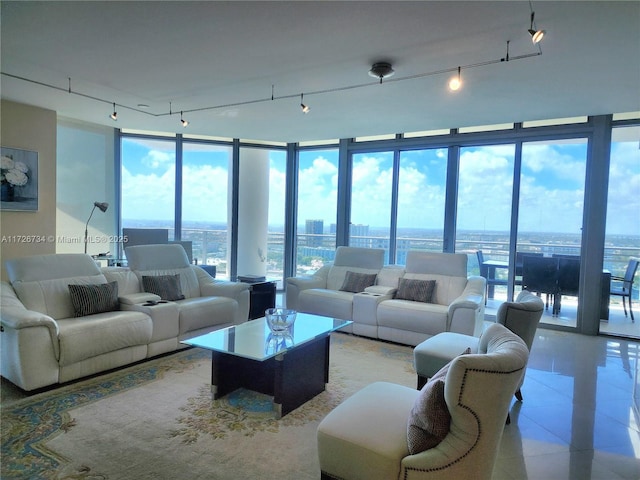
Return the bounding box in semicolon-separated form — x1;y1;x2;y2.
286;248;486;346
0;246;249;391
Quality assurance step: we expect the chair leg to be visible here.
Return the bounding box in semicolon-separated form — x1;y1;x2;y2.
622;296;628;317
515;388;523;402
630;296;635;322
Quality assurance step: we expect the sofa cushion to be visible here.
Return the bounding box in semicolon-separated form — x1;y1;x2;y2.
12;274;110;320
377;300;448;337
68;281;119;317
298;289;354;320
407;360;451;454
57;310;153;366
176;297;238;334
142;274;185;301
395;278;435;303
402;273;467;306
340;271;377;293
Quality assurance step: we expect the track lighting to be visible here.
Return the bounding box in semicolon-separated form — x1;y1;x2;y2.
528;1;545;44
300;93;310;114
180;111;189;127
109;102;117;121
448;67;462;91
368;62;395;84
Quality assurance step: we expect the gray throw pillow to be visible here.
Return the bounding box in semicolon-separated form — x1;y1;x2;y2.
68;281;119;317
339;271;378;293
406;361;451;454
395;278;436;303
142;274;185;301
407;347;471;454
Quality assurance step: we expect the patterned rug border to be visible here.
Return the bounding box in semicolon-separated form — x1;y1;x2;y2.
1;348;208;480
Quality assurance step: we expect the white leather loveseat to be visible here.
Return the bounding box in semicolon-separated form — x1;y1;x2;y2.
1;248;249;391
286;248;485;346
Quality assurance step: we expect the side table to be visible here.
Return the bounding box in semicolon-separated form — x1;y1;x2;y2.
238;279;277;320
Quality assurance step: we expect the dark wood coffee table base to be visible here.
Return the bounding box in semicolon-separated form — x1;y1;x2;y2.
211;334;331;418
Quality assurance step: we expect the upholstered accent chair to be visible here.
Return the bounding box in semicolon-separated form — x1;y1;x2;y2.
317;323;529;480
413;290;544;399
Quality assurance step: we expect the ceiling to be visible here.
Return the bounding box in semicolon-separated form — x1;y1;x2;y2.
1;1;639;143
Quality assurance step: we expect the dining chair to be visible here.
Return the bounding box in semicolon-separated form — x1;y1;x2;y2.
476;250;507;302
555;256;580;315
521;255;559;314
610;257;639;322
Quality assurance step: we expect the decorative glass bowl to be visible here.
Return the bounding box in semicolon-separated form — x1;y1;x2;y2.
265;308;297;333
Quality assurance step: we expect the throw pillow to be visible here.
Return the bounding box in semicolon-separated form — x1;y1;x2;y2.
339;271;377;293
395;278;436;303
68;281;119;317
406;347;471;454
406;361;451;454
142;274;185;301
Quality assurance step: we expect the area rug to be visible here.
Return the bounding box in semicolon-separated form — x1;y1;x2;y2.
1;333;416;480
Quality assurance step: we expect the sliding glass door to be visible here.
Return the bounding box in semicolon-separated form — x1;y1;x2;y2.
518;139;587;328
455;144;515;305
601;126;640;337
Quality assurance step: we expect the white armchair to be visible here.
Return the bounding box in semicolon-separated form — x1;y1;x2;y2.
317;323;529;480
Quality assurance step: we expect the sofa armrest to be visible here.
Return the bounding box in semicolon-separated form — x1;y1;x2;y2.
1;282;59;333
119;292;161;305
285;266;331;311
447;276;486;336
195;267;251;322
1;281;61;390
364;285;397;296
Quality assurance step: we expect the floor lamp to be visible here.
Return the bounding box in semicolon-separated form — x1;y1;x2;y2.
84;201;109;254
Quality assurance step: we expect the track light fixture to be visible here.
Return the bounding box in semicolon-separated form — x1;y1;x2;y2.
300;93;310;114
109;102;117;121
448;67;462;91
368;62;395;84
528;1;545;44
5;29;545;124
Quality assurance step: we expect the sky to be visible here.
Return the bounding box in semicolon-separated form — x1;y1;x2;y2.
121;131;640;237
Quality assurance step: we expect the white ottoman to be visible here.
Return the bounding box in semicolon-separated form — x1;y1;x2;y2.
413;332;479;388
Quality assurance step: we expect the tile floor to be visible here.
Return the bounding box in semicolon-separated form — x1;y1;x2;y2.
2;317;639;479
493;326;640;479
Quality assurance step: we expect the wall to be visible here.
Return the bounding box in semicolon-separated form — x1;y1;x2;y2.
0;100;57;280
56;118;116;256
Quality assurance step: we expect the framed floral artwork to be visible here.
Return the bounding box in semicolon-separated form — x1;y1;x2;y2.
1;146;38;212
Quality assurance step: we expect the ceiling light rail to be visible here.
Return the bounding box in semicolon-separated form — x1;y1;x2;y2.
0;48;542;122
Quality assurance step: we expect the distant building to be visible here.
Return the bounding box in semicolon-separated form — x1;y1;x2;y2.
305;219;324;247
350;224;370;248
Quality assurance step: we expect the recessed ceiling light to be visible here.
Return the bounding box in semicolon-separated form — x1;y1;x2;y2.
137;104;150;109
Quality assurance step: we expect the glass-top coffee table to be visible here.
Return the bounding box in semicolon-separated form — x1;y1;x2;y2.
182;313;351;418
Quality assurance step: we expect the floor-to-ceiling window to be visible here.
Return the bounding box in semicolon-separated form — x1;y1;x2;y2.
263;148;288;287
455;144;515;300
115;114;640;338
518;139;588;329
396;148;447;263
121;136;176;238
350;151;394;263
601;125;640;338
295;148;339;275
182;141;231;276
